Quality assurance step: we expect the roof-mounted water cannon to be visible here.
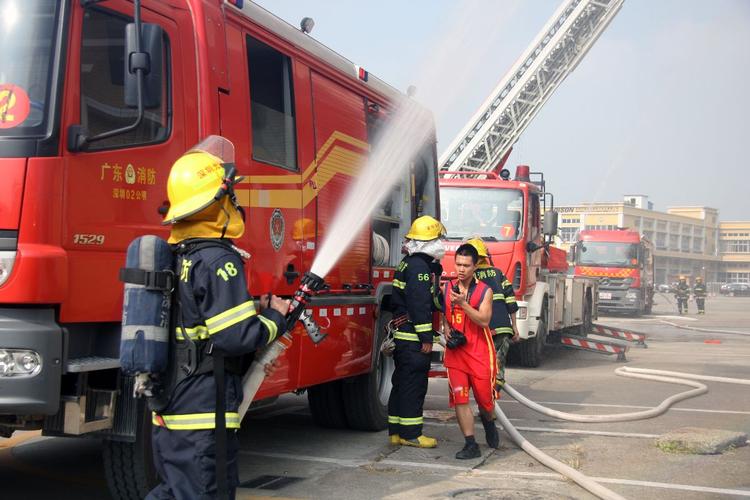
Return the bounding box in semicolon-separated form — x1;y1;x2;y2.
515;165;531;182
300;17;315;34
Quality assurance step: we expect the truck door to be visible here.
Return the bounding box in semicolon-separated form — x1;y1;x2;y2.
60;2;189;323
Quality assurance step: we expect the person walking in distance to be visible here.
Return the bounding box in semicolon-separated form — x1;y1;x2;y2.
443;244;499;459
693;276;707;315
465;237;519;391
387;215;446;448
673;276;690;315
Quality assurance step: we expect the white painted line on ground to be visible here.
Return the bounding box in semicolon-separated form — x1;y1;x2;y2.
660;320;750;336
424;395;750;415
240;450;368;468
590;476;750;497
422;420;659;439
239;451;750;496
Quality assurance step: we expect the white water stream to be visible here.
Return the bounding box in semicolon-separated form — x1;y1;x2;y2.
310;0;521;278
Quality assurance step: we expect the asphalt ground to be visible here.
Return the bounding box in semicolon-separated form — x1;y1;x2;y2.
2;294;749;499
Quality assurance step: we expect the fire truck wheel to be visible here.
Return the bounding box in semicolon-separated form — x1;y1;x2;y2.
307;380;349;429
342;309;393;431
103;401;158;500
518;302;547;368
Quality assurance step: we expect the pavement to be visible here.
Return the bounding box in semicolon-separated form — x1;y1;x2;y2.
2;294;750;499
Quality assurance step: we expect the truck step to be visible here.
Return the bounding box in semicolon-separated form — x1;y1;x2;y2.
560;334;629;361
591;324;648;347
66;356;120;373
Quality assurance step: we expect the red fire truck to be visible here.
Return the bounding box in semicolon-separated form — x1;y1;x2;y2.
0;1;438;497
571;229;654;316
439;167;598;367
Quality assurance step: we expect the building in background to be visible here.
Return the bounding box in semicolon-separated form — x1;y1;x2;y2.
555;195;750;285
719;221;750;284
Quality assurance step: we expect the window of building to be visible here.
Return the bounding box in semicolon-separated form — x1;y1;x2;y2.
247;35;298;170
669;234;679;251
80;8;170;150
559;227;578;242
722;240;750;253
655;232;667;250
584;225;617;231
692;238;703;253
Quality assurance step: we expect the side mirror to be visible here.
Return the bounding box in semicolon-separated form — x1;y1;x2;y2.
568;245;577;262
125;23;164;109
542;210;558;236
526;241;542;253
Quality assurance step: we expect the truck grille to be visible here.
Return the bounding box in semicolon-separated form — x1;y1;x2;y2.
598;277;632;290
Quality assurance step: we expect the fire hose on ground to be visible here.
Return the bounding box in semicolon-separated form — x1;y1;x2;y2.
496;367;750;500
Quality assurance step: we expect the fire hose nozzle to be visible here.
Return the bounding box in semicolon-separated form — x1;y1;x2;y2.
284;271;328;343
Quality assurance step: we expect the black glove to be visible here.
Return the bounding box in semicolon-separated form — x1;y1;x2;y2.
446;329;467;349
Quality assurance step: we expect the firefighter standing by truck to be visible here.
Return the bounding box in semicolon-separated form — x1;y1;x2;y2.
387;216;446;448
693;276;707;314
148;136;290;499
466;238;519;390
673;276;690;315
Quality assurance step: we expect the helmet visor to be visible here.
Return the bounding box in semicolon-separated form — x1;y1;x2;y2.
188;135;236;164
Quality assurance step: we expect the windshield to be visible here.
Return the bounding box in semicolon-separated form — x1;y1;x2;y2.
440;187;523;241
0;0;60;137
578;242;639;267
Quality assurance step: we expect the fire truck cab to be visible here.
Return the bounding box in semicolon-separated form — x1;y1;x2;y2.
440;165;597;367
0;1;439;497
571;229;654;315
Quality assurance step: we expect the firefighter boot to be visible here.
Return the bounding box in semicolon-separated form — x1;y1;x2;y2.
389;434;401;446
455;436;481;459
482;416;500;449
400;435;437;448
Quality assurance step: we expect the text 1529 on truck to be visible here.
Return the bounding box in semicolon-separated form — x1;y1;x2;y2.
439;166;598;368
0;1;438;498
570;229;654;316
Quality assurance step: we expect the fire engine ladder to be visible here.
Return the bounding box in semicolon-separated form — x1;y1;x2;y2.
439;0;624;174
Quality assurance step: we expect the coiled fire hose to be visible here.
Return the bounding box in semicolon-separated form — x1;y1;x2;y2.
496;367;750;500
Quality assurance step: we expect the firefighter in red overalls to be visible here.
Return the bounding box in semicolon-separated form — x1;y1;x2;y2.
443;243;499;459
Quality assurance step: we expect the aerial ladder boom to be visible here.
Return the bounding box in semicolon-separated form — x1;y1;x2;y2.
439;0;624;173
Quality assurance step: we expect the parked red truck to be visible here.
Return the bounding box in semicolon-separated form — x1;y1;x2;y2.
571;229;654;315
0;1;439;497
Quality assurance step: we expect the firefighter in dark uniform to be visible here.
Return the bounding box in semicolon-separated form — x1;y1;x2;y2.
673;276;690;315
387;215;446;448
466;238;519;390
147;136;290;500
693;276;707;314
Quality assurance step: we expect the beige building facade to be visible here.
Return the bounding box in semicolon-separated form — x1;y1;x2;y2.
555;195;749;285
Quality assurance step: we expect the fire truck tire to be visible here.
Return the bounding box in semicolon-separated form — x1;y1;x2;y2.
518;302;547;368
342;310;393;431
102;403;158;500
307;380;349;429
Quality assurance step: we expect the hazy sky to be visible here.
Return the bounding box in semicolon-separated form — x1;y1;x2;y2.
254;0;750;220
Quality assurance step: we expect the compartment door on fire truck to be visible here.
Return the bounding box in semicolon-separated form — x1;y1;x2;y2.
309;72;371;290
61;3;189;323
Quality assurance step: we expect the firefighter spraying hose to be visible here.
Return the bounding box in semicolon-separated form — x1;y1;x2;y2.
238;271;327;419
494;367;750;500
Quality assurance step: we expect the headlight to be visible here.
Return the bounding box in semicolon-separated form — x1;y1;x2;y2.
516;306;528;320
0;349;42;377
0;251;16;287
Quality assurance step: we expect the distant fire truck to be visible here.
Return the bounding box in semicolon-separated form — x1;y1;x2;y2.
0;1;438;497
571;229;655;315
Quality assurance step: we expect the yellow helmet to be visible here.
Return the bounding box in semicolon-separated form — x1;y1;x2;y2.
466;237;489;258
696;276;703;282
162;136;239;225
405;215;446;241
